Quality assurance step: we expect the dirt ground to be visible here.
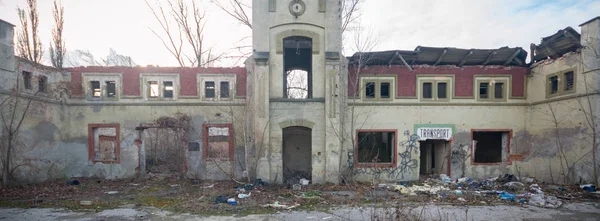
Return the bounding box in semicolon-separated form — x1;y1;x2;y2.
0;174;599;216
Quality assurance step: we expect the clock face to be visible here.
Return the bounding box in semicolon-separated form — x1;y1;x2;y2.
289;0;305;17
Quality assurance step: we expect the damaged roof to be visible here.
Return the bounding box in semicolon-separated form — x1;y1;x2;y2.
348;46;528;67
531;26;581;63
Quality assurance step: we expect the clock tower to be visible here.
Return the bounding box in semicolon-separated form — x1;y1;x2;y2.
247;0;345;184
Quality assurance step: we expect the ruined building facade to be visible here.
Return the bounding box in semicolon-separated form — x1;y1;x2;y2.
1;1;599;185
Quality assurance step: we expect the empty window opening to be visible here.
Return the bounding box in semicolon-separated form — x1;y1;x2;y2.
380;82;390;98
473;131;508;163
163;81;174;98
286;69;309;99
479;83;489;99
22;71;32;89
88;124;120;164
205;126;232;160
91;81;101;97
564;71;574;91
423;82;432;99
494;82;504;99
220;81;230;98
419;140;449;175
357;131;395;164
549;76;558;94
437;82;447;99
283;36;312;99
149;81;159;97
205;81;215;98
365;81;376;98
38;76;47;92
106;81;116;97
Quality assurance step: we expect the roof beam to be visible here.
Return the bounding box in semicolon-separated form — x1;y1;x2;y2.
544;45;558;57
388;51;398;66
459;50;474;66
433;48;448;66
503;49;521;66
397;53;413;72
482;50;497;65
563;30;581;45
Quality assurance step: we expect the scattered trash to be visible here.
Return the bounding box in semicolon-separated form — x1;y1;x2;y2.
530;184;543;194
408;184;449;194
293;184;301;191
263;202;300;210
215;195;228;204
202;184;214;188
529;194;563;208
105;191;119;195
499;192;516;201
548;185;565;191
129;183;140;186
503;182;525;188
580;184;596;192
524;177;534;183
170;184;180;187
440;174;451;183
67;179;80;186
227;198;238;205
300;178;310;185
80;200;93;206
399;181;408;186
519;198;527;203
395;185;409;194
236;187;246;193
454;190;463;195
323;217;332;220
238;192;251;199
457;197;466;202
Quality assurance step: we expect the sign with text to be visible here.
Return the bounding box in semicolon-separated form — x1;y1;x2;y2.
417;127;453;141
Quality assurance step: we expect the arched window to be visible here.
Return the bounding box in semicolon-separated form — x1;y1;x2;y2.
283;36;312;99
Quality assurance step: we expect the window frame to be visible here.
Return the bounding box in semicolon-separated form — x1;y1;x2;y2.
198;74;236;101
354;129;398;168
360;76;395;101
475;79;508;102
87;123;120;164
418;76;451;101
22;71;32;90
82;73;122;101
546;69;577;98
470;129;512;166
38;76;48;93
141;73;179;100
202;123;234;161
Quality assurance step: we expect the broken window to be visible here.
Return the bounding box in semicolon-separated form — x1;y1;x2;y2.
163;81;174;98
564;71;574;91
494;82;504;99
22;71;32;89
437;82;447;99
204;125;232;160
91;81;101;97
479;83;489;99
205;81;215;98
473;131;508;163
365;81;376;98
149;81;159;98
423;82;432;99
380;82;390;98
88;124;120;164
106;81;116;97
549;76;558;94
38;76;47;92
356;131;395;165
220;81;230;98
286;69;309;99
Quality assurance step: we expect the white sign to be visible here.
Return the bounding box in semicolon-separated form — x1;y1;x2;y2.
417;127;452;141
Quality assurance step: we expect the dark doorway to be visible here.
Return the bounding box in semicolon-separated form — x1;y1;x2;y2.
419;140;449;175
282;126;312;184
283;36;312;99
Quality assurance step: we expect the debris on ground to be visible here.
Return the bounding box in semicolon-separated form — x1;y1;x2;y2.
262;202;300;210
105;191;119;195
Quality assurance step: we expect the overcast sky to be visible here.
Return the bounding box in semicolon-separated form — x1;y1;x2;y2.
0;0;599;67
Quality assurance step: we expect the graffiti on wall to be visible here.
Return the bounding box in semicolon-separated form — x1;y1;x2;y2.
347;130;420;180
451;143;470;177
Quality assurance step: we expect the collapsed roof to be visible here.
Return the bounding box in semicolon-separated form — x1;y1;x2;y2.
349;46;528;67
530;26;581;63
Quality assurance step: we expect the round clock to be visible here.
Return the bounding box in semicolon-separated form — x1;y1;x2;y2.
289;0;306;17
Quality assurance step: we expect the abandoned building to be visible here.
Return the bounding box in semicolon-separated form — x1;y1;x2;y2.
0;1;599;185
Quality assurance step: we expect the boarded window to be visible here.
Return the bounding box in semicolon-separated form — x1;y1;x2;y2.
357;131;395;164
380;82;390;98
23;71;32;89
205;81;215;98
479;83;488;99
163;81;174;98
365;82;375;98
149;81;159;97
437;82;447;99
549;76;558;94
98;136;117;161
88;124;120;164
106;81;116;97
220;81;230;98
205;126;232;160
473;131;507;163
564;71;574;91
38;76;47;92
422;82;432;99
91;81;101;97
494;82;504;99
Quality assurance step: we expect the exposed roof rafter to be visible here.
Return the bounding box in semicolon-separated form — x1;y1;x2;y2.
482;50;497;65
503;49;521;66
458;50;474;66
433;48;448;66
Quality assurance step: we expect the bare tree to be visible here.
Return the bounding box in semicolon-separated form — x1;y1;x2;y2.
16;0;43;64
49;0;66;69
65;48;136;67
211;0;251;29
145;0;221;67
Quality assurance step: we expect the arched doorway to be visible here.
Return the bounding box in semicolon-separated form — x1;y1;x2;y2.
282;126;312;183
